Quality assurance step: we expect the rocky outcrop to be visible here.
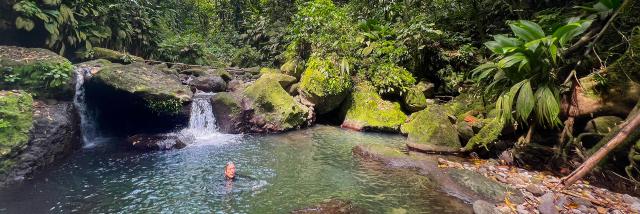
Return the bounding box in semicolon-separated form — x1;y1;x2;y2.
0;94;80;186
340;82;407;132
401;105;461;153
298;56;352;114
211;74;313;133
0;46;74;99
84;62;192;135
128;134;187;151
352;144;522;204
187;75;227;92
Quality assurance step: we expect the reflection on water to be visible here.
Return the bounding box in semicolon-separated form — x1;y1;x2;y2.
0;125;471;213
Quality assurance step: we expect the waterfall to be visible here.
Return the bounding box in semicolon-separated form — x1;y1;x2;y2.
184;92;218;139
73;67;99;146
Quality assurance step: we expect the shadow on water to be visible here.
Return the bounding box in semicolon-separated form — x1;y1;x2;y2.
0;125;472;213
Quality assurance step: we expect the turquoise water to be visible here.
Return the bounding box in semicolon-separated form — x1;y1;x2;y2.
0;126;471;213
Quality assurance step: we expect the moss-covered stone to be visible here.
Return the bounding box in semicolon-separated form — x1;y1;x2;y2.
444;92;485;120
260;73;297;88
0;91;33;161
86;47;143;64
91;62;192;115
464;117;504;151
243;76;311;132
584;116;623;134
280;59;305;78
259;67;281;75
0;46;74;99
340;82;407;132
402;86;428;112
299;56;352;114
401;104;461;152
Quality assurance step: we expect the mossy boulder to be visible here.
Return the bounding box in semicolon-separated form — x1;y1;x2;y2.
0;91;33;162
91;62;192;114
243;76;312;132
401;104;461;152
415;80;436;98
340;82;407;132
402;85;429;112
211;74;313;133
298;56;352;114
84;47;143;64
584;116;623;134
260;73;297;88
464;117;504;151
280;59;305;79
259;67;281;75
0;46;74;99
85;62;192;135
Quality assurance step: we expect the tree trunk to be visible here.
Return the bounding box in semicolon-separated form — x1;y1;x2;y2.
561;111;640;187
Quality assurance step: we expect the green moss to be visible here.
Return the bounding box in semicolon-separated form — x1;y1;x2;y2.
212;92;241;115
402;86;428;112
401;104;461;152
341;82;407;132
444;92;485;121
299;56;352;114
0;46;74;98
244;77;310;130
280;59;305;78
259;67;281;75
260;73;297;88
0;91;33;160
87;47;143;64
464;117;504;151
144;96;183;115
606;27;640;83
367;63;416;96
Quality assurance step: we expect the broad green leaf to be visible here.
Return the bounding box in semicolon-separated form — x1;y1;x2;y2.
516;80;534;122
15;17;34;31
510;20;545;42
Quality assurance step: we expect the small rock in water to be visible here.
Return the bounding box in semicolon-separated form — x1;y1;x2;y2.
472;200;497;214
539;192;559;214
128;134;187;151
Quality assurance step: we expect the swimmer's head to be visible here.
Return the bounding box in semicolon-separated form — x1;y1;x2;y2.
225;161;236;179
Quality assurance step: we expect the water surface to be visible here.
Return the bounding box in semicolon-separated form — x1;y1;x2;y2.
0;126;471;213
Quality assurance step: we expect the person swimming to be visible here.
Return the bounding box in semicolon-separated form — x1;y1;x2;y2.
225;161;236;180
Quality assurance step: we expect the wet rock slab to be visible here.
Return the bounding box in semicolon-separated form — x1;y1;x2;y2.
128;134;187;151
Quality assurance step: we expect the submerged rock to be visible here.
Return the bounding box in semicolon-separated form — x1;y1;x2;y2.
0;46;74;99
298;56;352;114
291;199;366;214
340;82;407;132
128;134;187;151
0;95;80;186
401;105;461;153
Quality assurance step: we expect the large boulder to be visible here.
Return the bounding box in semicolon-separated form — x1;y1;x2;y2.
0;46;74;99
260;73;298;88
401;105;461;153
0;91;80;186
280;59;305;79
187;75;227;92
211;75;313;133
340;82;407;132
298;56;352;114
85;62;192;135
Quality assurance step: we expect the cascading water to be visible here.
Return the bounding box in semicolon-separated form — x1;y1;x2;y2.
183;92;218;139
73;66;100;146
